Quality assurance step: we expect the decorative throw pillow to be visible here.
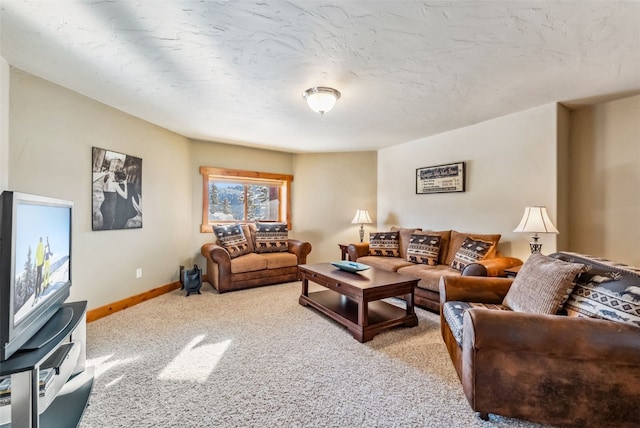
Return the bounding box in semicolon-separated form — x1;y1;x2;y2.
554;252;640;327
254;222;289;253
421;230;452;264
406;234;441;266
503;253;585;314
212;224;251;259
368;232;400;257
390;227;422;259
450;237;496;271
446;231;501;265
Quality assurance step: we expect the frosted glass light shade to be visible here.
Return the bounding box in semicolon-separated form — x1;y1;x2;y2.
303;87;341;115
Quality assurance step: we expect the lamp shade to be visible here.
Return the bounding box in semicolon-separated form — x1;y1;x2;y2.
513;206;559;234
303;87;341;115
351;209;373;225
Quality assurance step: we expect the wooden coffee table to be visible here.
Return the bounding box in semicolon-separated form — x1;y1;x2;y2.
298;263;419;342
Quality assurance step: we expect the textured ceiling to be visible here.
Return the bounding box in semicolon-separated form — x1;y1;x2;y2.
1;1;639;153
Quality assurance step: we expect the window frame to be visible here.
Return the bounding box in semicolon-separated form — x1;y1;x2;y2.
200;166;293;232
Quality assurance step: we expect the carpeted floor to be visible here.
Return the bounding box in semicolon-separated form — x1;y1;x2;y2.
79;282;551;428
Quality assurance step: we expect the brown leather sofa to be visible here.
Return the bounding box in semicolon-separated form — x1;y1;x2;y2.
347;227;522;312
439;252;640;428
201;223;312;293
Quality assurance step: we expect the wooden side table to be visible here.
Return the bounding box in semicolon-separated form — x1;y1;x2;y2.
338;244;350;261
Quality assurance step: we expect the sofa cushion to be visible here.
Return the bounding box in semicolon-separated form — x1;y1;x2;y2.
406;234;441;266
390;227;422;259
446;231;501;265
356;255;413;272
450;237;496;271
398;264;461;292
553;252;640;328
368;231;400;257
503;253;585;314
442;301;511;345
421;230;452;264
254;222;289;253
213;224;251;259
230;252;267;273
261;251;298;269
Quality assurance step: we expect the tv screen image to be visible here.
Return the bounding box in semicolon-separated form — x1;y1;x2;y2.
13;202;71;325
0;191;73;362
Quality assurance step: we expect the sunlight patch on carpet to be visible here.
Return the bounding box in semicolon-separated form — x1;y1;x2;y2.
87;354;141;380
158;335;231;383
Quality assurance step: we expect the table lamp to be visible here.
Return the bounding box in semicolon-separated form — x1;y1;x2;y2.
513;206;559;253
351;209;373;242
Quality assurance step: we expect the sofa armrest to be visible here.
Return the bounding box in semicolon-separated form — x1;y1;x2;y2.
439;275;513;306
201;243;231;268
288;239;312;264
200;243;232;290
464;309;640;361
347;242;369;261
461;256;523;277
462;257;522;276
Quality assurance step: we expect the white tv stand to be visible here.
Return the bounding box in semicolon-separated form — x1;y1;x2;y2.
0;301;93;428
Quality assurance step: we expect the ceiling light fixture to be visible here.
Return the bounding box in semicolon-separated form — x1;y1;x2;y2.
302;87;341;115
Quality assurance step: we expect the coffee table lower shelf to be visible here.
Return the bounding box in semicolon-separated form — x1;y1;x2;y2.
300;289;417;342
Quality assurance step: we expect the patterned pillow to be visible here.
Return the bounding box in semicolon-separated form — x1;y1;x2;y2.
450;237;496;271
406;234;441;265
254;222;289;253
421;230;451;264
368;232;400;257
390;227;422;259
553;252;640;327
446;231;501;265
503;253;585;314
212;224;251;259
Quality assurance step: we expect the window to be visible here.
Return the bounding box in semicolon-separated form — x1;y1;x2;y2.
200;167;292;232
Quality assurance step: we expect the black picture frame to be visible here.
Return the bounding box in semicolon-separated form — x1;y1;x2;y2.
91;147;143;231
416;162;465;194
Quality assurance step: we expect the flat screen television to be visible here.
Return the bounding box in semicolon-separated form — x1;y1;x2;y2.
0;191;73;362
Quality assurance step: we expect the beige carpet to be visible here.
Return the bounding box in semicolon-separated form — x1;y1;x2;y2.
79;282;551;428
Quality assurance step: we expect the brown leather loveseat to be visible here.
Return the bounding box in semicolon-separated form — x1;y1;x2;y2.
439;251;640;428
201;223;312;293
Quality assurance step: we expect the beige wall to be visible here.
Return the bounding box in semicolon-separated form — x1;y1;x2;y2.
569;95;640;266
556;103;571;250
292;152;377;263
9;69;193;309
378;103;562;262
1;57;8;191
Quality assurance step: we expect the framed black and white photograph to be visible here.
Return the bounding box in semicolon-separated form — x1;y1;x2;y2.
416;162;465;194
91;147;142;230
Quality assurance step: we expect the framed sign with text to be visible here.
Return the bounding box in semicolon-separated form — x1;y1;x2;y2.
416;162;465;194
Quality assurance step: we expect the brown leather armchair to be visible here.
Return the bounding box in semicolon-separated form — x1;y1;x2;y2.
439;275;640;428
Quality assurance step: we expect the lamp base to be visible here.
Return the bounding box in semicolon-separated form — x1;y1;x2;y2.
530;235;542;253
359;225;365;243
